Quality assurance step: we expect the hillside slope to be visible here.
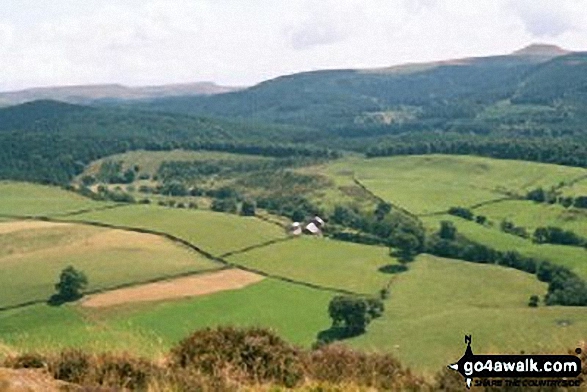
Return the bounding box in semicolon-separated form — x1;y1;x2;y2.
0;82;242;107
143;45;586;134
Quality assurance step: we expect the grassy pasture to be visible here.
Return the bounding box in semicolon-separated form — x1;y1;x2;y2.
560;177;587;197
66;204;287;256
0;182;108;216
320;155;587;214
0;221;219;308
475;200;587;238
421;215;587;279
0;279;332;356
348;255;587;373
227;237;396;294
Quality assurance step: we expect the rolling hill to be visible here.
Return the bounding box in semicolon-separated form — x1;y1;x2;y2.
0;82;242;107
141;45;587;134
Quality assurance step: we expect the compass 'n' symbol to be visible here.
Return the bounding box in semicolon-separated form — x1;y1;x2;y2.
448;335;474;389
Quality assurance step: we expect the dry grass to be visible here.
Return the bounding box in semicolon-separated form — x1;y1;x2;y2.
81;269;264;308
0;368;73;391
0;220;219;308
0;221;74;235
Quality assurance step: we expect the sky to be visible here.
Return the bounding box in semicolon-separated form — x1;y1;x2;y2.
1;0;586;91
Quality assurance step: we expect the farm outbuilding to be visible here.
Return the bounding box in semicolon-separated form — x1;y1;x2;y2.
304;222;321;235
288;215;325;236
289;222;302;236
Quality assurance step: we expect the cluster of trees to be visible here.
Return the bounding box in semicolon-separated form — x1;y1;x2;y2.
156;199;198;209
0;100;338;185
328;203;425;262
533;226;587;247
95;161;138;184
210;198;256;216
257;195;322;222
527;187;587;209
426;221;587;306
157;158;319;184
500;219;529;239
74;185;136;203
448;206;487;225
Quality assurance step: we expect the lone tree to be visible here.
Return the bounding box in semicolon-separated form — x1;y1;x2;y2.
328;295;384;337
53;266;88;303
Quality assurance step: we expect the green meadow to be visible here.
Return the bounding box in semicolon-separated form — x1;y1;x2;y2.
65;204;287;256
1;156;587;374
475;199;587;238
320;155;587;214
0;279;332;356
227;237;396;294
0;182;109;216
348;255;587;373
421;214;587;278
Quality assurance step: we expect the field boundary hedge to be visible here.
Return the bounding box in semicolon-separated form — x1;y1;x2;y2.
0;214;361;311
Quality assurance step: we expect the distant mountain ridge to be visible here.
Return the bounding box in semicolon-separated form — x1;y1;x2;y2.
0;82;243;107
140;44;585;131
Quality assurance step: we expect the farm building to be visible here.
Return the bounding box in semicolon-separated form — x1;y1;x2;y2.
288;216;325;236
289;222;303;236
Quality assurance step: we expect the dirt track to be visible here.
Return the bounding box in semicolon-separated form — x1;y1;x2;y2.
82;269;264;308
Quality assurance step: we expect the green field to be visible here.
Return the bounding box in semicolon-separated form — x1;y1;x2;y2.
0;182;109;216
2;156;587;374
227;237;396;294
0;221;220;308
348;255;587;373
560;177;587;197
0;279;332;355
475;199;587;238
320;155;587;214
65;204;287;256
421;214;587;278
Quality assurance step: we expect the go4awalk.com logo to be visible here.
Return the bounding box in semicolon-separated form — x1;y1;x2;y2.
448;335;582;389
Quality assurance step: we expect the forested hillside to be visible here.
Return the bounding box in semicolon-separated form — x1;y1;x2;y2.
138;47;587;168
1;46;587;185
0;101;331;184
143;47;587;134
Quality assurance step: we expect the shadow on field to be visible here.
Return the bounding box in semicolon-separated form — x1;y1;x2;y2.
315;326;360;345
47;294;81;307
378;264;408;274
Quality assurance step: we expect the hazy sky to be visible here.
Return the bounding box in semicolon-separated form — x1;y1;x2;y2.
1;0;586;91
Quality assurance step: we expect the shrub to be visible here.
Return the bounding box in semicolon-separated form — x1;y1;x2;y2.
4;353;47;369
170;327;304;387
448;206;474;220
211;198;238;214
93;353;158;390
304;344;425;390
51;349;91;384
528;295;540;307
